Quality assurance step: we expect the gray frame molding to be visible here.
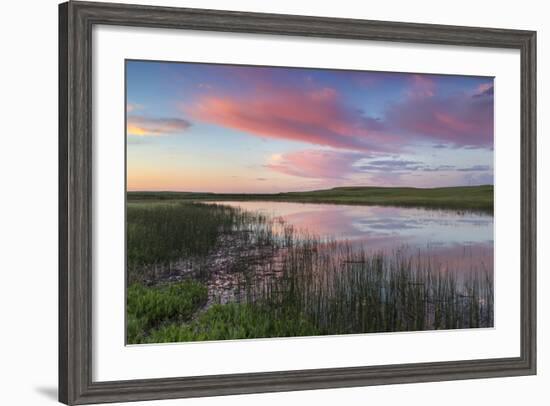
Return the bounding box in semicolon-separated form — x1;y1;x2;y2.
59;1;536;404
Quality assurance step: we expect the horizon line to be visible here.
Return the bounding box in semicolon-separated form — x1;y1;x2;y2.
126;184;494;194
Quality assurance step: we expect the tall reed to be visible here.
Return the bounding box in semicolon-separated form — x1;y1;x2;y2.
238;236;494;333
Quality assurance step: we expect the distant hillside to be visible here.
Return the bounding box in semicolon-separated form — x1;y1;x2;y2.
127;185;494;212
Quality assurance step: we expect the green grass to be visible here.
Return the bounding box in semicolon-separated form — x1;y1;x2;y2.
127;202;242;265
127;280;208;344
127;184;493;212
145;303;319;343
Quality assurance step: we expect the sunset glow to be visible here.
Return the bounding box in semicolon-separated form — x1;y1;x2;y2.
126;61;494;192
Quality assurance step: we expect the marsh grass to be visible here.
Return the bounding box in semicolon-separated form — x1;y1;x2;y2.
238;240;493;336
127;201;270;283
127;201;251;264
126;201;494;344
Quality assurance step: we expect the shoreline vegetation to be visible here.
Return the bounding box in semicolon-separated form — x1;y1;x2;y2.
127;198;494;344
127;185;494;213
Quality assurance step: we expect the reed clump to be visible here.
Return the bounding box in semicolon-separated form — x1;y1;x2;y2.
242;243;494;336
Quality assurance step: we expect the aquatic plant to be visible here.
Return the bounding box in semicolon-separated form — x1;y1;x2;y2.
126;201;494;344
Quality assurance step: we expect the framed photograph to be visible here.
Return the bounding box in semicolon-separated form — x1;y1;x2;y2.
59;1;536;404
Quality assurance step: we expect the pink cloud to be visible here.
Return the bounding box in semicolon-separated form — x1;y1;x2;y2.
407;74;436;99
182;72;493;151
476;83;493;94
472;83;494;99
185;86;394;152
266;150;365;179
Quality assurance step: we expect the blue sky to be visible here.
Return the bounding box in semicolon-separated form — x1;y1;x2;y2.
126;60;494;192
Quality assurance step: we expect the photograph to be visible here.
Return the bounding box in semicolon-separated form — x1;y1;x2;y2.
125;60;495;344
52;1;538;404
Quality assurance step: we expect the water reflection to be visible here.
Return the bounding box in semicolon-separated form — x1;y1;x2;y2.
208;201;494;274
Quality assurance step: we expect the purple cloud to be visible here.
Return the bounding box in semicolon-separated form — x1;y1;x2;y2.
384;83;494;148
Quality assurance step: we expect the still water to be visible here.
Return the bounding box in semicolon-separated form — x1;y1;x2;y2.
209;201;494;273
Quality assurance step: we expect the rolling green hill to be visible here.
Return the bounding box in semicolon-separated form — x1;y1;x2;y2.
128;185;493;212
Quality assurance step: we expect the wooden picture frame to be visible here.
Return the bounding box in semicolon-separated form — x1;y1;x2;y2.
59;1;536;404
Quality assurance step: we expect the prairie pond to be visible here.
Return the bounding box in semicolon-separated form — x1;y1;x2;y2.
207;201;494;274
126;200;494;344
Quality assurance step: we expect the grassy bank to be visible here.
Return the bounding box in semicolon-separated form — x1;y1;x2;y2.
128;254;492;344
127;280;208;343
135;301;320;343
127;185;493;212
127;201;493;344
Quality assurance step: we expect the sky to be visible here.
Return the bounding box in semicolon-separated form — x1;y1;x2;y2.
126;60;494;193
